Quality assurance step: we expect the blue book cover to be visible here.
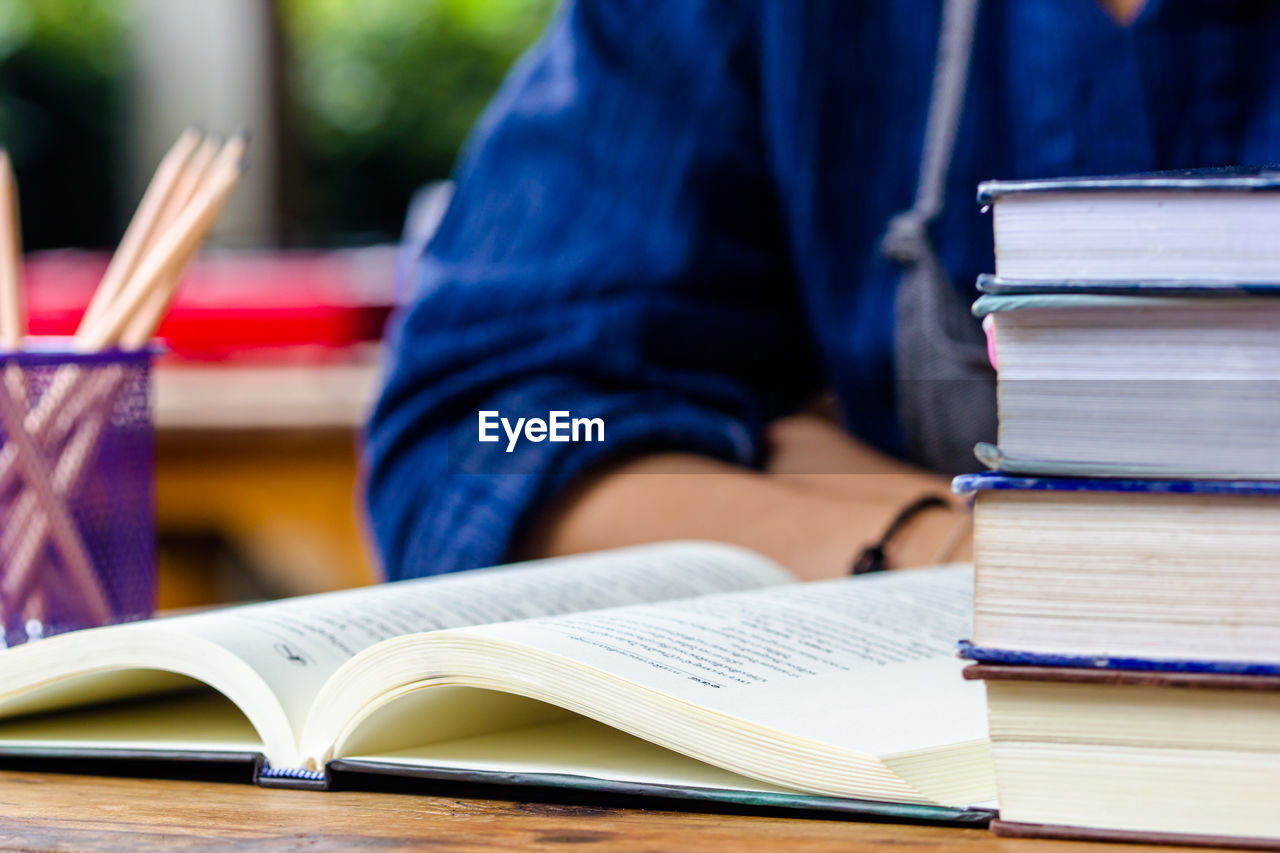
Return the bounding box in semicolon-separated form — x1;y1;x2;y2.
956;640;1280;677
967;439;1280;480
976;164;1280;204
952;471;1280;497
969;291;1254;319
975;273;1280;297
969;292;1280;478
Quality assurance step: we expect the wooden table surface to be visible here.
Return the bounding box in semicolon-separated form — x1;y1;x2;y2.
0;770;1187;852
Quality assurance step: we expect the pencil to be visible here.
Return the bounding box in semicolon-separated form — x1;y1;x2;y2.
0;150;24;351
123;132;244;347
77;128;202;337
78;156;244;352
149;134;221;248
0;149;39;628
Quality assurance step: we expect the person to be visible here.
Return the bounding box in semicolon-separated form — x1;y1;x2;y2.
366;0;1279;581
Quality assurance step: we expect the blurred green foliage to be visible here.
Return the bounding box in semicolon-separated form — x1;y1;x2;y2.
0;0;125;249
0;0;554;247
282;0;557;241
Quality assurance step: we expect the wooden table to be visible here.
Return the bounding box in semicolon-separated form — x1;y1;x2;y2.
0;770;1183;852
155;428;377;606
152;357;383;609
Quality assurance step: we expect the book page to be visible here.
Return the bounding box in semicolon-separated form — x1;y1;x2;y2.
459;565;984;757
0;690;261;755
154;542;790;731
349;714;803;794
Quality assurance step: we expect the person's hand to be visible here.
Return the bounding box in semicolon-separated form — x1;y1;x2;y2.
520;412;972;581
763;414;972;568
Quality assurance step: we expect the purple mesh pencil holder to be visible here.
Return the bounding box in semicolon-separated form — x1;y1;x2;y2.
0;344;155;647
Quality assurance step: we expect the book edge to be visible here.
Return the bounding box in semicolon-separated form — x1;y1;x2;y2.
325;758;996;824
977;168;1280;204
951;471;1280;496
958;646;1280;681
976;275;1280;295
991;819;1280;850
971;292;1273;315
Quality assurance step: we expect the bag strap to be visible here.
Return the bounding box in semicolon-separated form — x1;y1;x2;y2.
881;0;981;265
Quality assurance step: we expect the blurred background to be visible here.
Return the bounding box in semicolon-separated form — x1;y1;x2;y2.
1;0;554;247
0;0;556;607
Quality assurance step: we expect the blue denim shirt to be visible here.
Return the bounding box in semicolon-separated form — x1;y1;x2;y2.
367;0;1280;579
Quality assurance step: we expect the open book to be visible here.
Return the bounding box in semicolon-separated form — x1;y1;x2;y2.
0;542;994;822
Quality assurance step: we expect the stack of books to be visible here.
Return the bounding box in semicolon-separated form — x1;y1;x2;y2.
957;167;1280;849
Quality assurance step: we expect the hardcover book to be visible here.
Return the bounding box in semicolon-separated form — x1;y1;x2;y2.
973;291;1280;479
0;542;995;824
966;663;1280;848
976;272;1280;296
978;165;1280;283
953;473;1280;666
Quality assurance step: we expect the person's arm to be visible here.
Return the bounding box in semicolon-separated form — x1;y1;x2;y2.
366;1;962;582
367;0;823;579
519;416;970;581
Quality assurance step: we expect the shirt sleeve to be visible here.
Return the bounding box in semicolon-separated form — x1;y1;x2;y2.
364;0;821;579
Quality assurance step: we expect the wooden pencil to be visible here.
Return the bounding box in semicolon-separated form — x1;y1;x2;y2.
149;134;221;247
0;150;24;351
123;133;244;347
77;128;202;336
77;157;244;352
0;149;41;628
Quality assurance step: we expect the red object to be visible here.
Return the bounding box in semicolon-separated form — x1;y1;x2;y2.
23;248;396;362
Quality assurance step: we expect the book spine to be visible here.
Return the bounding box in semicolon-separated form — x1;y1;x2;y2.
255;764;330;791
957;641;1280;677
